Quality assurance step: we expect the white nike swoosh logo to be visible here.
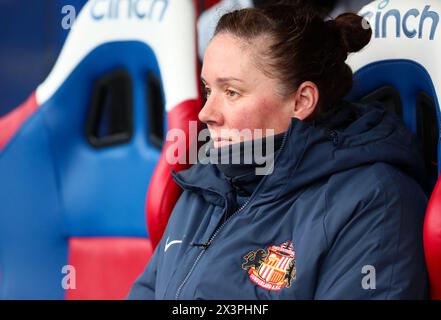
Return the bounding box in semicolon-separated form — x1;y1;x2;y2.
165;237;183;252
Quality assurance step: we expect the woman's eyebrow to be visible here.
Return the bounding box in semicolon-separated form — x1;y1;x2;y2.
201;77;243;85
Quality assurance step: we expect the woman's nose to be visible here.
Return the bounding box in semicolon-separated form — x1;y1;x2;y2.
198;95;223;126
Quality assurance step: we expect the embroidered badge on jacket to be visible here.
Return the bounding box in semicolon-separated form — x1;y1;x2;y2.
242;241;296;291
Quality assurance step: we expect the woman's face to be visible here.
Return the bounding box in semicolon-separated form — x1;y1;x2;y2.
199;33;294;148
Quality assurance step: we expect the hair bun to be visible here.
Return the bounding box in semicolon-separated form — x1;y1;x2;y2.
333;12;372;53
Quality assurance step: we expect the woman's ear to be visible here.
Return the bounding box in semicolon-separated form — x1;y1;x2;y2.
292;81;319;120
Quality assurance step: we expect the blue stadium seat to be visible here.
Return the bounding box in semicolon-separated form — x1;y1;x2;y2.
0;0;200;299
346;0;441;299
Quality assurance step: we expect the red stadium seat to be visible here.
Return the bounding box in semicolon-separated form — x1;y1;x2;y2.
146;1;203;250
425;177;441;299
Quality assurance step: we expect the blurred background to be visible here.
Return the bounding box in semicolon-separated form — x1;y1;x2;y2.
0;0;88;116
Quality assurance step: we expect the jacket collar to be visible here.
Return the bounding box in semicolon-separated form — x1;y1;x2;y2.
173;101;427;206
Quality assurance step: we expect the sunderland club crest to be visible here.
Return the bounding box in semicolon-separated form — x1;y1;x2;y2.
242;241;296;291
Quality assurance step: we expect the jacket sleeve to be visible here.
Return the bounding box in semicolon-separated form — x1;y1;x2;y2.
314;167;429;300
127;241;162;300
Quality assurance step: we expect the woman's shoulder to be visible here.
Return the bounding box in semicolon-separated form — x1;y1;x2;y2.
323;162;427;229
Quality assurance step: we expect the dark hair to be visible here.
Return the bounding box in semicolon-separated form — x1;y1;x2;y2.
214;3;372;119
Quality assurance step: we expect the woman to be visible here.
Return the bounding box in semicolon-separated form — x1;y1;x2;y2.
129;3;428;299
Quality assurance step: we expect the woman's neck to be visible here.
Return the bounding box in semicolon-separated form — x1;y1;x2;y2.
214;132;286;196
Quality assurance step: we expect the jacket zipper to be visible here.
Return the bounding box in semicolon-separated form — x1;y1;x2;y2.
174;200;250;300
174;130;289;300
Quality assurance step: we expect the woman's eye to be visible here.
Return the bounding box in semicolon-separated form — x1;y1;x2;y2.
226;89;239;98
204;87;211;97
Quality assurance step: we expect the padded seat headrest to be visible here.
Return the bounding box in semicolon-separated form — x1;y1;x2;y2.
347;0;441;179
37;0;199;111
347;0;441;104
